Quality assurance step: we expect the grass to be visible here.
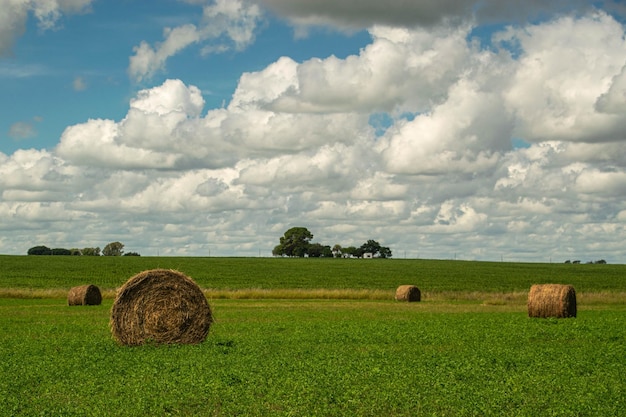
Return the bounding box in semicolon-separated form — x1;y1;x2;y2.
1;255;625;295
0;298;624;416
1;256;624;415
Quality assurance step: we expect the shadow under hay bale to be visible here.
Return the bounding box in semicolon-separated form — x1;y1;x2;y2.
395;285;421;302
68;284;102;306
110;269;213;346
527;284;576;318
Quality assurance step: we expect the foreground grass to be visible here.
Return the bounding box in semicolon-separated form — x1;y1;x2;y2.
1;298;624;416
1;256;624;415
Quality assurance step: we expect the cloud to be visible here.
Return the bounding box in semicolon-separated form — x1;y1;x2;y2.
8;121;38;140
0;0;93;56
0;149;84;198
129;24;202;83
57;77;369;170
56;79;210;170
574;169;626;195
201;0;263;50
501;12;626;143
0;1;28;57
129;0;263;82
257;25;475;114
256;0;600;30
595;64;626;115
0;62;47;78
130;78;205;116
380;78;513;175
72;76;87;91
3;9;626;261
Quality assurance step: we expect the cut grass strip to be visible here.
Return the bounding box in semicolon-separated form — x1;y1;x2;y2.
203;288;392;300
1;287;624;306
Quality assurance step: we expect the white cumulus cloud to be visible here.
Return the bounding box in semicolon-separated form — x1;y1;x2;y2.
0;0;93;56
128;0;263;82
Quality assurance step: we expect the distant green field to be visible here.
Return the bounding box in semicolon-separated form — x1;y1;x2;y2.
1;255;625;296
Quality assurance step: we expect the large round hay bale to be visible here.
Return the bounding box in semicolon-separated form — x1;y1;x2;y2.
527;284;576;318
395;285;421;302
110;269;213;346
68;284;102;306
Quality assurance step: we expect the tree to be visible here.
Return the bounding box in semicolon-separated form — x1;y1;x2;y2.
359;239;392;258
308;243;332;258
341;246;358;258
27;245;52;255
51;248;71;256
273;227;313;257
378;246;393;259
103;241;124;256
82;247;101;256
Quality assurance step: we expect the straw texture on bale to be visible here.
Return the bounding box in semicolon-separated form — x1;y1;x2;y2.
395;285;421;302
527;284;576;318
68;284;102;306
110;269;212;346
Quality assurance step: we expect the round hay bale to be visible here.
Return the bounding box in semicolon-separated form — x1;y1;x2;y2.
110;269;212;346
68;284;102;306
395;285;421;302
527;284;576;318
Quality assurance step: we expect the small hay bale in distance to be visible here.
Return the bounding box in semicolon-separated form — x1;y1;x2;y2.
110;269;213;346
527;284;577;318
68;284;102;306
395;285;421;302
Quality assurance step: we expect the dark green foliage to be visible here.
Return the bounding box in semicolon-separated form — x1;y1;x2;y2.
273;227;314;257
51;248;71;256
81;247;101;256
123;252;141;256
27;245;52;255
307;243;332;257
341;246;358;257
273;228;392;258
102;241;124;256
358;239;392;258
27;246;74;255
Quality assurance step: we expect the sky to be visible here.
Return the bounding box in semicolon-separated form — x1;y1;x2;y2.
2;0;626;262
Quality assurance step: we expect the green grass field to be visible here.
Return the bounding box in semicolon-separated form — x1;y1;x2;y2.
0;256;624;416
1;255;625;294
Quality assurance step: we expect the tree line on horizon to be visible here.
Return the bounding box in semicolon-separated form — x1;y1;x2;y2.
272;227;392;258
26;228;392;259
27;242;140;256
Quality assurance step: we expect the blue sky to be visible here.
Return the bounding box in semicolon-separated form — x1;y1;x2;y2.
2;0;626;262
1;1;371;153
